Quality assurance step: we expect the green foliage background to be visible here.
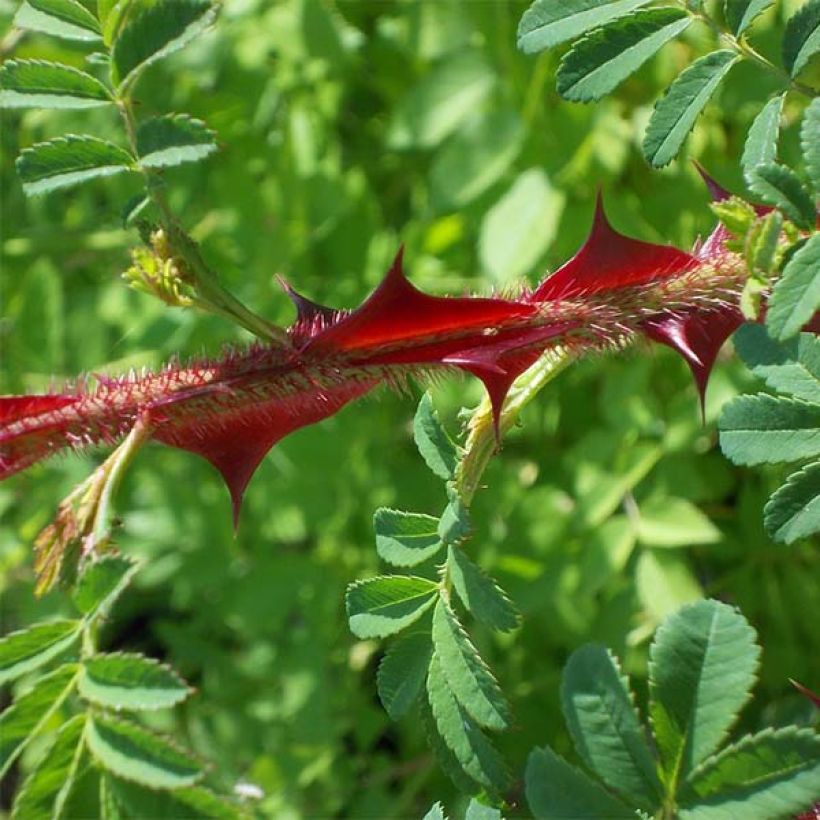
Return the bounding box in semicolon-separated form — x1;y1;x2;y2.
1;0;817;815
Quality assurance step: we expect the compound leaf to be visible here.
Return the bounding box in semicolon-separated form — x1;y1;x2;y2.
725;0;774;35
783;0;820;77
431;597;510;731
0;60;112;109
438;494;471;545
72;555;138;617
111;0;217;91
346;576;438;639
747;163;816;230
377;631;433;721
767;233;820;340
414;393;459;481
680;727;820;818
448;545;520;632
86;715;202;789
136;114;217;169
14;0;101;41
373;508;443;567
556;8;690;102
649;599;760;783
741;94;783;180
763;461;820;544
644;50;737;167
104;776;242;820
79;653;192;711
525;745;635;819
0;664;79;778
561;645;661;809
803;98;820;195
16;136;136;196
0;620;80;685
517;0;653;54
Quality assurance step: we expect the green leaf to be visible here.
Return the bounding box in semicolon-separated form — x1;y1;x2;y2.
14;0;101;41
437;494;471;544
733;324;820;403
448;546;520;632
422;802;447;820
636;497;722;547
431;597;510;730
747;163;816;230
719;393;820;465
346;576;438;639
680;727;820;818
636;551;703;624
465;798;502;820
525;745;635;819
79;653;192;711
561;645;661;809
413;393;458;481
0;664;79;778
516;0;653;54
741;94;783;180
11;714;87;820
387;52;495;150
725;0;773;35
373;508;443;567
104;776;242;820
16;136;135;197
429;108;524;212
744;209;783;277
0;60;112;109
110;0;218;91
73;555;138;616
0;620;80;684
767;233;820;340
643;50;737;167
136;114;217;169
556;9;691;102
764;461;820;543
649;599;760;783
377;632;433;721
479;167;565;286
86;715;202;789
783;0;820;77
803;98;820;195
426;654;509;796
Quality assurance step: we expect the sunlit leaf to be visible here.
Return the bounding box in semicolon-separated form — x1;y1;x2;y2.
346;576;438;638
0;60;112;109
14;0;101;41
741;94;783;180
725;0;774;35
448;546;520;632
767;234;820;340
136;114;217;169
374;508;443;567
783;0;820;77
413;393;459;480
803;98;820;195
0;620;80;685
72;555;138;617
764;462;820;544
377;631;433;720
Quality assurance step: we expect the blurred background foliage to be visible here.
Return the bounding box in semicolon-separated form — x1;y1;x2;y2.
1;0;818;816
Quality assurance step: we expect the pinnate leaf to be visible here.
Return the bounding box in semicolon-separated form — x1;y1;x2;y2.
346;576;438;638
431;598;510;730
680;727;820;817
719;394;820;465
448;546;520;632
111;0;218;90
525;745;635;819
73;555;138;616
516;0;653;54
86;715;202;789
0;620;80;684
741;94;783;180
561;645;661;809
733;325;820;403
649;599;760;782
556;8;691;102
414;393;458;481
437;494;471;544
14;0;101;41
426;654;509;796
79;653;192;710
104;776;242;820
747;163;816;230
377;631;433;720
803;98;820;195
766;233;820;341
11;714;86;820
0;60;112;109
725;0;774;35
783;0;820;77
136;114;217;169
16;136;135;196
636;497;721;547
0;664;79;778
374;508;443;567
643;50;737;168
763;461;820;544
